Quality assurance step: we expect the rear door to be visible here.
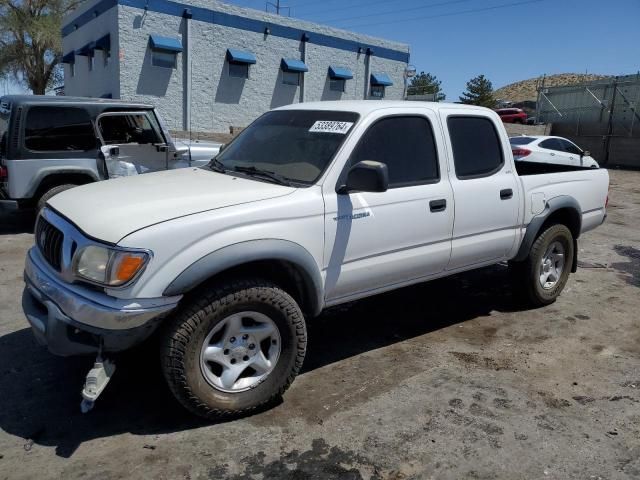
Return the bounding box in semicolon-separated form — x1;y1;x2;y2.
440;111;521;270
323;109;454;302
96;111;169;175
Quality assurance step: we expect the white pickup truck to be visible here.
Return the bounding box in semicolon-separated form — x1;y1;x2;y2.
22;101;609;418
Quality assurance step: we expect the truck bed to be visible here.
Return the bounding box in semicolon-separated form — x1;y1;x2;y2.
518;164;609;235
515;160;598;176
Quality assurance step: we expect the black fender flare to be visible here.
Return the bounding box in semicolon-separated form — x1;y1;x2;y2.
513;195;581;271
163;239;324;316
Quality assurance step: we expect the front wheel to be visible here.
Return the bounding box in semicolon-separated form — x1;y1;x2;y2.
511;224;574;307
161;279;307;419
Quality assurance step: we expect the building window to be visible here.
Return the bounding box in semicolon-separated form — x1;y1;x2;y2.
329;78;345;92
88;54;94;71
104;49;111;67
283;71;300;86
229;62;249;79
70;63;75;77
151;50;177;69
370;85;385;98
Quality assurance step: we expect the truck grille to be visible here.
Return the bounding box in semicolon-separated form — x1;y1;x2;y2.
35;216;64;271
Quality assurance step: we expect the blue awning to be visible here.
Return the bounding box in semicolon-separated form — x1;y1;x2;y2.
329;66;353;80
75;42;95;56
281;58;308;73
149;35;183;53
62;52;75;64
95;34;111;51
370;73;393;86
226;49;256;64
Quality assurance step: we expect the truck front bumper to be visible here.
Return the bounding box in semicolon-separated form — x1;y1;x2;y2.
23;249;180;356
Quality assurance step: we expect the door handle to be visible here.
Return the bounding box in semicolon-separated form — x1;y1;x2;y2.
500;188;513;200
429;199;447;212
550;152;555;156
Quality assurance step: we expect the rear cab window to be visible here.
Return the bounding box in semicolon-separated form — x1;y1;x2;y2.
448;116;504;179
24;106;95;152
510;136;535;145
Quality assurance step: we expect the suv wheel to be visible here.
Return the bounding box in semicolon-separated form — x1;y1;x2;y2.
511;224;574;307
37;184;77;213
161;279;307;419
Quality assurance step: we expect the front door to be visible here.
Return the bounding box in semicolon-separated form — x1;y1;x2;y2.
323;111;454;303
96;111;169;176
441;112;521;270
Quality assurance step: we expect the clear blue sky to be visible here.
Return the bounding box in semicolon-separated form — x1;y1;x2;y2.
3;0;639;98
231;0;640;99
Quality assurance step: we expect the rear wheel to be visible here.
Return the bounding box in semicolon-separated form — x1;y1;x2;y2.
161;279;307;419
511;224;574;307
36;184;77;213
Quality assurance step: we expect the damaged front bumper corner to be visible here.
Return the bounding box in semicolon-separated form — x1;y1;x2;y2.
23;249;180;356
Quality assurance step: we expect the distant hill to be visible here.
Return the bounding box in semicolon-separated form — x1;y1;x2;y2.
494;73;613;103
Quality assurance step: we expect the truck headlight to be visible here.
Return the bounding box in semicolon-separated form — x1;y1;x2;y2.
74;245;150;287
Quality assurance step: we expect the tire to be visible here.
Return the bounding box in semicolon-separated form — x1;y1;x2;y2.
36;184;77;213
511;224;574;307
161;279;307;420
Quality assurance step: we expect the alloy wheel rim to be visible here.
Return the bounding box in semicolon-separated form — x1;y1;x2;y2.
200;311;281;393
539;241;565;290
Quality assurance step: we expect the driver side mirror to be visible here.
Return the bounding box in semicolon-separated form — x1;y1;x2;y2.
337;161;389;194
582;150;590;158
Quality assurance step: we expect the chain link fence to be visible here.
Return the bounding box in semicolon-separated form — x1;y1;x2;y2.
537;74;640;168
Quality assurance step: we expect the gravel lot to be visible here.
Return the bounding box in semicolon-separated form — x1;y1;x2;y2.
0;169;639;480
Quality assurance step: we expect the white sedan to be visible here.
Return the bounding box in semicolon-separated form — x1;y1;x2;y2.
510;136;599;168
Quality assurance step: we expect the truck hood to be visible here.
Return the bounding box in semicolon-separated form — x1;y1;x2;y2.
48;168;296;243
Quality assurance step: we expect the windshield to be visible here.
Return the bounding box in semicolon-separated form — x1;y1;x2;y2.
510;136;535;145
215;110;359;185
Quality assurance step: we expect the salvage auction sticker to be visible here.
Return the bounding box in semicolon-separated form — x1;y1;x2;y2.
309;121;354;134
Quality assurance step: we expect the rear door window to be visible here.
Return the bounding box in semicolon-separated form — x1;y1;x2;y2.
448;116;504;179
349;116;440;187
24;106;95;151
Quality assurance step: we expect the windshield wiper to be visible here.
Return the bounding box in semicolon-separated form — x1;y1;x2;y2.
232;165;292;186
207;157;227;173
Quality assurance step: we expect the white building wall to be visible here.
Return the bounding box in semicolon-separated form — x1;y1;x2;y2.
117;5;185;131
62;6;120;99
63;0;410;133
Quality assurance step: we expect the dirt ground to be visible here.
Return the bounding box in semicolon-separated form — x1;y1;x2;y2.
0;169;639;480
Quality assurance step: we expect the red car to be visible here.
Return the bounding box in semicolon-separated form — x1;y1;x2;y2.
496;108;527;124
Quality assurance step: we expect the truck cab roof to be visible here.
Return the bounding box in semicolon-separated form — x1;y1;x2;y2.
275;100;494;116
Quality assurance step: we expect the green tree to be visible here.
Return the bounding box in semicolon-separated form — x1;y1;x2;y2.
459;74;496;108
407;71;445;101
0;0;81;95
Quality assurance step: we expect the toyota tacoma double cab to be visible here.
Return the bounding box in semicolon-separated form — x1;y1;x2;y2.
0;95;221;212
22;101;609;418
